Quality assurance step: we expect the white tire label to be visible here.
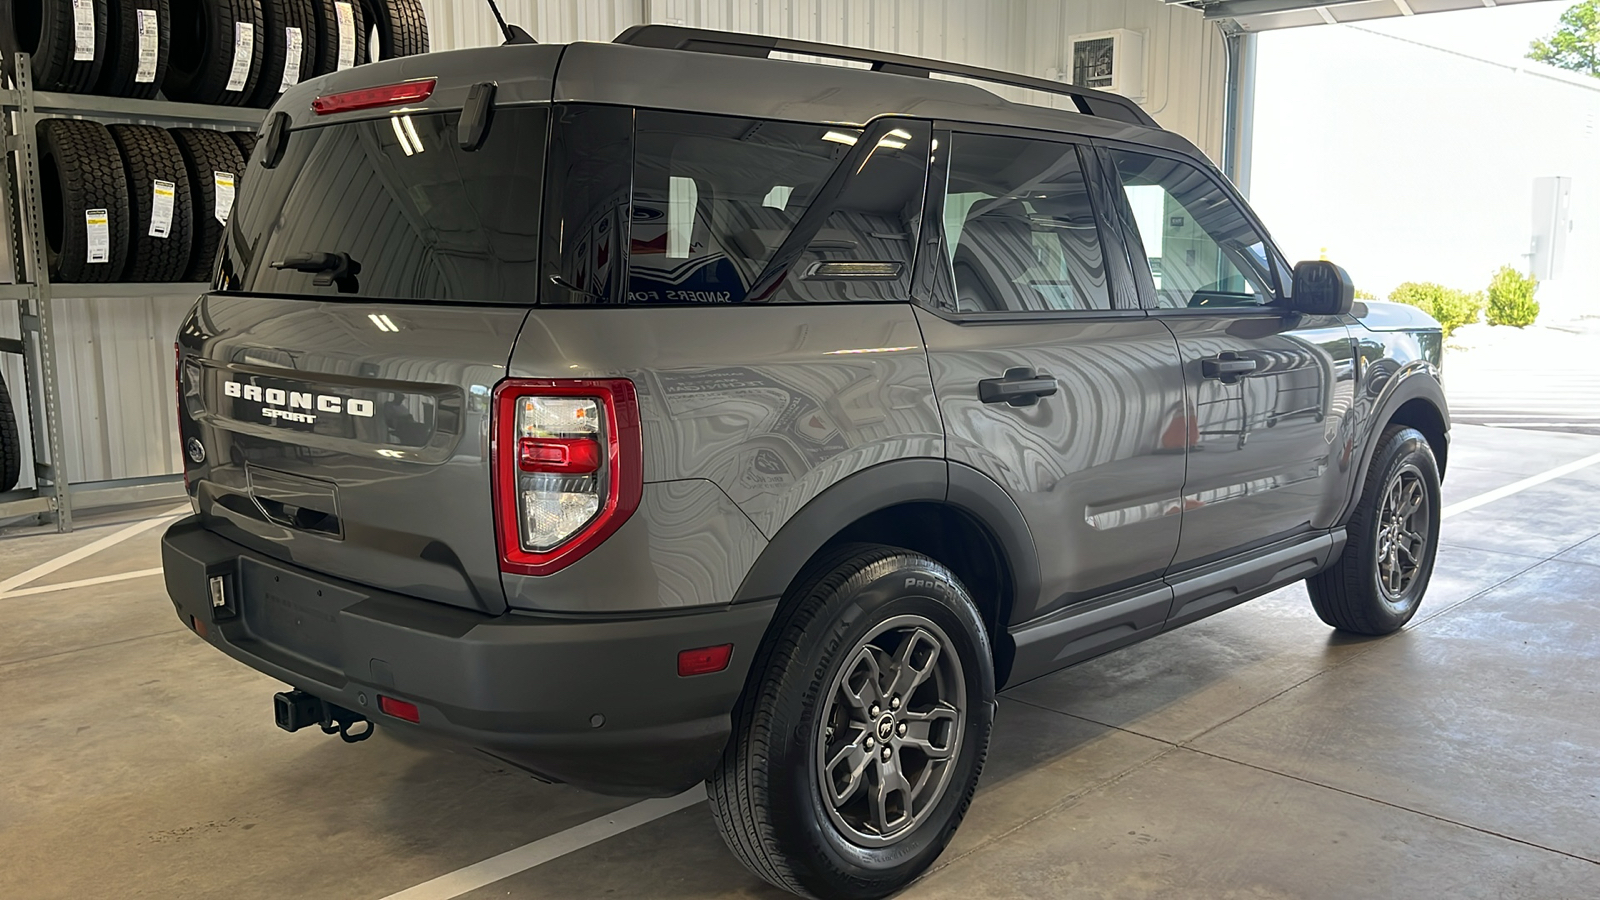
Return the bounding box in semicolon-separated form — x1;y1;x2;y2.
150;180;176;238
86;209;110;263
214;172;236;225
335;2;357;71
226;22;254;92
135;8;159;82
72;0;96;61
281;26;304;92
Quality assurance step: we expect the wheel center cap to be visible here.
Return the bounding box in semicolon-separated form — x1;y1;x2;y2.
876;714;895;742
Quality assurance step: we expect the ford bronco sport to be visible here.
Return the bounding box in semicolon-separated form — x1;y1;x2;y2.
164;25;1450;900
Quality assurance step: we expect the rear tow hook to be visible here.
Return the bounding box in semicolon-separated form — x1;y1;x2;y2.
273;690;373;743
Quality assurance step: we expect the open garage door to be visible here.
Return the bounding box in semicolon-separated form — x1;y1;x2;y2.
1186;0;1554;32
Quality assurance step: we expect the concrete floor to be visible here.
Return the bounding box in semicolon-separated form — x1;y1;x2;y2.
3;423;1599;899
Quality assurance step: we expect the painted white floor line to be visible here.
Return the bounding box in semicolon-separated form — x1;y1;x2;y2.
375;785;708;900
373;446;1600;900
1440;450;1600;520
0;504;189;596
0;567;165;599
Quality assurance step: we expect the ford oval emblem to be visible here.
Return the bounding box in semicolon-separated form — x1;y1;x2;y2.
186;437;206;465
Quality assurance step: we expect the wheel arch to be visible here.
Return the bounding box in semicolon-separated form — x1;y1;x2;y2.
733;459;1040;686
1340;370;1450;525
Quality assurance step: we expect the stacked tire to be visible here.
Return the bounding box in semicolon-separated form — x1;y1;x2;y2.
4;0;426;103
37;118;250;283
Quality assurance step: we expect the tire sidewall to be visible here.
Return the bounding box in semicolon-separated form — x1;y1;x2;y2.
1354;428;1441;629
769;555;994;894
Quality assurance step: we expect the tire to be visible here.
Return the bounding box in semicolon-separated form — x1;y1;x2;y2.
38;118;130;283
358;0;425;62
163;0;263;106
709;544;995;900
108;124;193;282
94;0;170;99
1308;425;1441;635
246;0;315;108
307;0;364;77
169;128;244;282
228;130;258;163
3;0;110;92
0;370;20;493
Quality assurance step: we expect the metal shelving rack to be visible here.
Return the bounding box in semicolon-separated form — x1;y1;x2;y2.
1;54;264;531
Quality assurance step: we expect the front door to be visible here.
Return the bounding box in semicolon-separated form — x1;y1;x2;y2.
1101;146;1358;573
916;129;1188;636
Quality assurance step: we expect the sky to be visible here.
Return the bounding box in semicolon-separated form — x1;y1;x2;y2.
1354;0;1584;66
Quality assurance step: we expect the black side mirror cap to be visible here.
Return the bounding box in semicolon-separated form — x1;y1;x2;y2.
1285;260;1354;317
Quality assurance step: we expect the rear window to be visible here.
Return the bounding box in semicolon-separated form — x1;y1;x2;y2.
218;107;548;303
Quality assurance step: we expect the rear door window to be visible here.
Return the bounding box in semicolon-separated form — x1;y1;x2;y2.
219;107;548;303
938;133;1111;313
552;109;927;305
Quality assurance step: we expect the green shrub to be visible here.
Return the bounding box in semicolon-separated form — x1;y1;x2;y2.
1485;265;1540;328
1354;288;1378;301
1387;282;1482;337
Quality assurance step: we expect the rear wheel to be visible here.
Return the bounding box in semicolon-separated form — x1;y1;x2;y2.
1308;425;1441;635
709;544;994;900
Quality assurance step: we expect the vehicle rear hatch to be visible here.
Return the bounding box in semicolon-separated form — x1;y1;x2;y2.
176;48;561;614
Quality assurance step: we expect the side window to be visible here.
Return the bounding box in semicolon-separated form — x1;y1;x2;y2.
938;133;1111;313
627;111;927;304
1107;150;1276;310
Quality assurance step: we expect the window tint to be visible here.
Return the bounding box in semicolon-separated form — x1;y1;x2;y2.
219;108;547;303
625;111;927;304
1107;150;1275;310
938;133;1110;313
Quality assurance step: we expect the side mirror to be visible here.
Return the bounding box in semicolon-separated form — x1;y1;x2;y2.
1284;260;1354;316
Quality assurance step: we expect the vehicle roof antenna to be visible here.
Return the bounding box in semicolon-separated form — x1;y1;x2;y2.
483;0;537;44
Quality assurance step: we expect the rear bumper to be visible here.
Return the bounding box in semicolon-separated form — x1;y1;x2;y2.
162;516;775;796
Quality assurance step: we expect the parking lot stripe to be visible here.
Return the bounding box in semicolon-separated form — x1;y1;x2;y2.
1439;450;1600;520
375;785;707;900
0;567;165;599
0;505;188;597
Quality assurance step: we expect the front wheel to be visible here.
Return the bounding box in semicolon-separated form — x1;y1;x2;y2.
709;544;995;900
1308;425;1441;635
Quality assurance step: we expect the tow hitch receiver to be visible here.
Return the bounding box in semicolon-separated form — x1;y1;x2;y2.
274;690;373;743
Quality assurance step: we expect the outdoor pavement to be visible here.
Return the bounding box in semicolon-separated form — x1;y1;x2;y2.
2;424;1598;899
1444;310;1600;436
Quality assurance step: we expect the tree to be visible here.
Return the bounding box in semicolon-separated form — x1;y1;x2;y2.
1528;0;1600;78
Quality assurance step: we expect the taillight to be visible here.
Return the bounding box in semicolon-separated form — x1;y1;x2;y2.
492;379;642;576
312;79;436;115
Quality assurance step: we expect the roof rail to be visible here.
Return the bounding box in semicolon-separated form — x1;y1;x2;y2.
613;25;1158;129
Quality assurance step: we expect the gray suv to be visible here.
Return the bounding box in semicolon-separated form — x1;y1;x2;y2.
163;25;1450;900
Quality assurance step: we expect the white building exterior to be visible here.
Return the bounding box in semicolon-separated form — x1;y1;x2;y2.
1250;23;1600;318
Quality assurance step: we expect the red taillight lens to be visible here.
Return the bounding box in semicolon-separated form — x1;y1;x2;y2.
492;379;642;577
678;644;734;677
518;437;602;474
378;695;420;723
312;79;436;115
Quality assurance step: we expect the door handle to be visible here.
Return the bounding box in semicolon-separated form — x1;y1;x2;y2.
1201;353;1257;385
979;367;1058;407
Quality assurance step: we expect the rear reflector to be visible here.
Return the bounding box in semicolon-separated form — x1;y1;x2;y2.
378;695;420;723
190;616;207;639
678;644;734;677
313;79;436;115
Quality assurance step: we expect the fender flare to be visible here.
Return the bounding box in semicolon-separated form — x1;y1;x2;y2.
1338;367;1449;525
732;459;1041;630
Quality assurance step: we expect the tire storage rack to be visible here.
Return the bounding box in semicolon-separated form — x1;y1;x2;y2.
0;52;262;530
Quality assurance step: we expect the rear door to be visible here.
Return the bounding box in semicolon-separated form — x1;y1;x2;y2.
178;102;554;615
915;127;1187;649
1100;146;1358;578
